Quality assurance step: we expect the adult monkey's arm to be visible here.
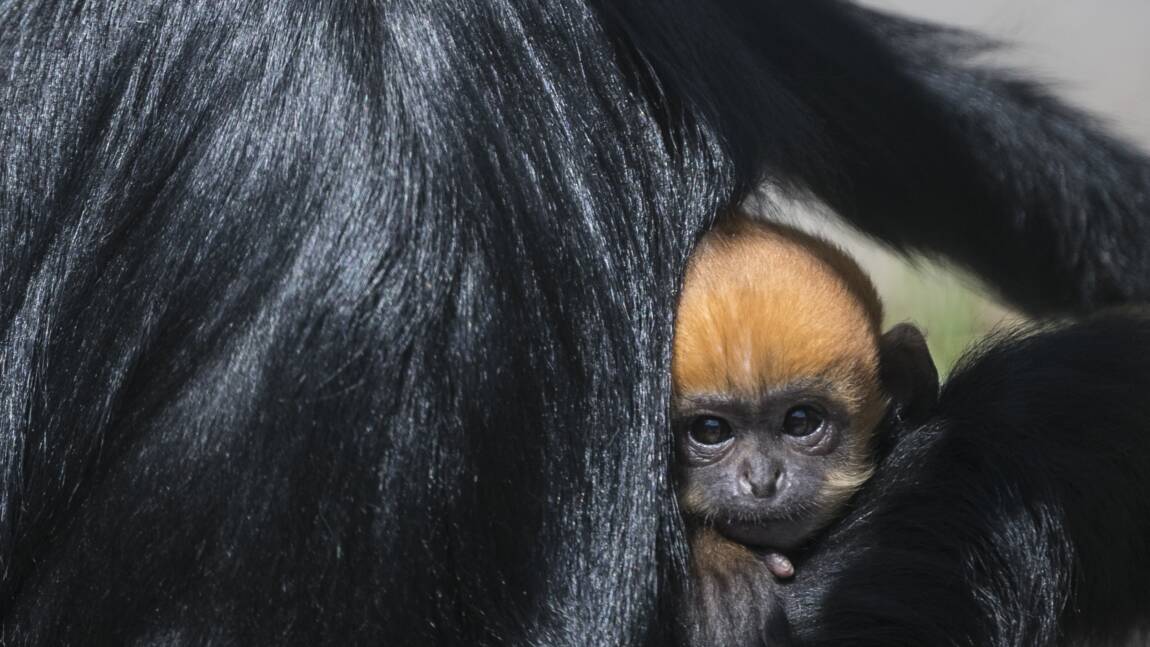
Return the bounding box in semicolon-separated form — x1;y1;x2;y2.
791;2;1150;315
788;314;1150;647
608;0;1150;315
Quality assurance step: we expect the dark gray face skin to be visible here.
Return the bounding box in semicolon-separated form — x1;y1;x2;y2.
674;387;855;551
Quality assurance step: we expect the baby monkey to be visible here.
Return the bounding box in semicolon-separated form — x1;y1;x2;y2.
672;217;938;644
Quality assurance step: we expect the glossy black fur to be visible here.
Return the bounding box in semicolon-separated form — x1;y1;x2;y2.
2;0;1150;644
786;314;1150;647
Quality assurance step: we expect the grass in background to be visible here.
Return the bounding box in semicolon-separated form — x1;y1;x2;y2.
877;258;1020;377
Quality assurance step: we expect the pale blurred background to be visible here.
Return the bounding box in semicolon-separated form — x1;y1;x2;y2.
771;0;1150;375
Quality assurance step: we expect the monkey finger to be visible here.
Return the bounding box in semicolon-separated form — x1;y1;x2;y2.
764;552;795;579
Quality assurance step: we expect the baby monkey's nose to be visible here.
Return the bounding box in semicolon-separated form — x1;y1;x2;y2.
739;459;784;499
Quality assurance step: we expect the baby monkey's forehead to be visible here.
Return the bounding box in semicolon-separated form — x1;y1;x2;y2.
672;294;883;401
676;352;881;412
678;374;853;411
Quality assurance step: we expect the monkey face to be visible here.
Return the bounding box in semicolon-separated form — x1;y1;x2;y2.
669;218;940;553
673;387;869;551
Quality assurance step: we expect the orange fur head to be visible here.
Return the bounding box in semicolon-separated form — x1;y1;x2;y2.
672;217;888;506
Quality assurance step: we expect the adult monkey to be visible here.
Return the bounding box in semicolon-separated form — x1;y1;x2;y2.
1;0;1150;645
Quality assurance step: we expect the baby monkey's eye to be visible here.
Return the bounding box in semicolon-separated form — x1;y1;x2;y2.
688;416;734;446
782;405;823;437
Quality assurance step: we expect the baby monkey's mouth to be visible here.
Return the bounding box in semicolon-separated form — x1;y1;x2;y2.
715;514;820;551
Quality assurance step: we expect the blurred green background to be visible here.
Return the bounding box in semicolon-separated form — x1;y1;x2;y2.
872;256;1016;377
776;0;1150;377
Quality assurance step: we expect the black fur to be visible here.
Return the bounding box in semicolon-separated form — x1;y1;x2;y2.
2;0;1150;644
787;314;1150;647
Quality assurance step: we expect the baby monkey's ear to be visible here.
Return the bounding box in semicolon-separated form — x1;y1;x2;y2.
879;323;939;428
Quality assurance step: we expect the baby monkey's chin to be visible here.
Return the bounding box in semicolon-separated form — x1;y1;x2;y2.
716;516;820;551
